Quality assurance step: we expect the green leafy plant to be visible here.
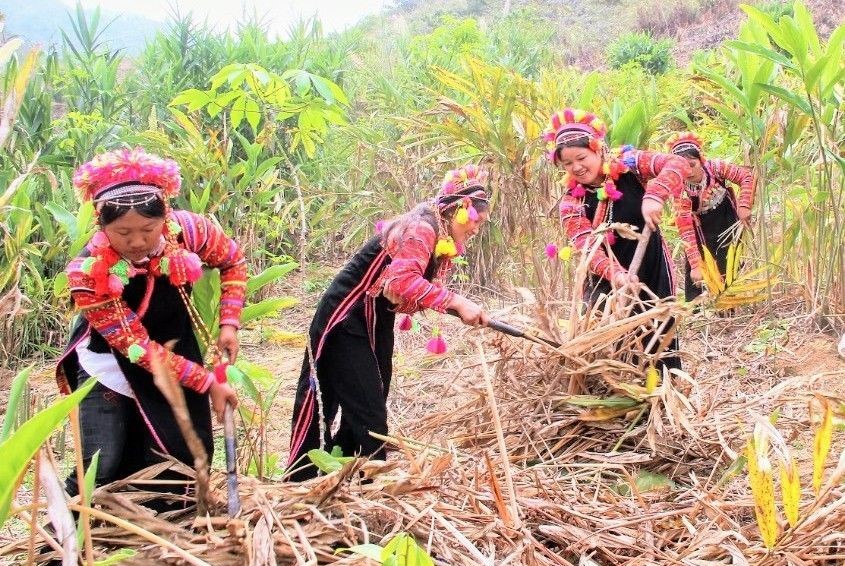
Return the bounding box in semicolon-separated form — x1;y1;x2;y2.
339;532;435;566
0;377;96;528
607;32;674;75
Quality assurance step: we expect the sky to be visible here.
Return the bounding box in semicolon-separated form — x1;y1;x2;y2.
62;0;391;35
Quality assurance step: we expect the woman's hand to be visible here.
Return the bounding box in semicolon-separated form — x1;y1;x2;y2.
217;325;239;363
737;205;752;225
450;295;489;327
612;271;639;289
382;285;402;305
209;380;238;422
690;267;703;285
641;199;664;231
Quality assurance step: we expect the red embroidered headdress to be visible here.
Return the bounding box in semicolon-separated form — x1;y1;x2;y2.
666;132;704;159
543;108;608;164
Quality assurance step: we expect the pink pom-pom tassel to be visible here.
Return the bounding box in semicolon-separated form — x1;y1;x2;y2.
107;274;124;296
545;243;558;259
183;252;203;283
91;231;110;248
398;314;413;331
468;206;479;221
426;334;447;355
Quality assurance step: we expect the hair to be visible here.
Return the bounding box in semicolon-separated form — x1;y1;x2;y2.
381;198;489;250
554;133;593;163
673;146;702;160
98;195;167;225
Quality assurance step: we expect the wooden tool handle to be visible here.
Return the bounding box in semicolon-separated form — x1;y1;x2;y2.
628;226;653;276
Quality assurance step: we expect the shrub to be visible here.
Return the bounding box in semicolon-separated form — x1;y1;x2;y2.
607;32;673;75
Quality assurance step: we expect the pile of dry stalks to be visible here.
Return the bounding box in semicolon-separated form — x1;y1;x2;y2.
4;283;845;565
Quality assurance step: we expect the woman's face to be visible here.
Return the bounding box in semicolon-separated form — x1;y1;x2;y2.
102;209;165;262
685;157;704;183
558;146;603;186
449;209;489;246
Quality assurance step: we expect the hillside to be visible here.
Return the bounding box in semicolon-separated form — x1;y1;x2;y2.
1;0;163;53
382;0;845;67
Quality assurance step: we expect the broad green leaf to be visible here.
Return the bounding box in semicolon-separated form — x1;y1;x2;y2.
804;54;832;93
0;378;97;528
307;448;353;473
244;96;260;133
190;268;221;352
739;4;786;48
227;363;261;406
725;40;794;69
44;202;78;239
336;543;383;560
241;297;298;325
246;263;298;297
756;83;812;114
230;95;247;128
52;272;69;298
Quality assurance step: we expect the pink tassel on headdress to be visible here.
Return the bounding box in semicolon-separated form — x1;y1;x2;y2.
375;219;386;233
468;205;479;222
545;243;558;259
570;185;586;198
398;314;413;331
426;333;447;355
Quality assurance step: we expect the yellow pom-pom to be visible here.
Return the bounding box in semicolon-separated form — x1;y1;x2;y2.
455;207;469;224
558;246;572;261
645;366;660;393
573;109;586;122
602;162;611;175
591;118;604;131
435;237;458;258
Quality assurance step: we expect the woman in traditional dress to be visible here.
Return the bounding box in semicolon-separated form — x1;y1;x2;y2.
667;132;756;301
56;147;245;496
287;164;490;480
547;108;695;370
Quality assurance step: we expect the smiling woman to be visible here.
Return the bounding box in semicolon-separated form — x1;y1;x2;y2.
546;108;691;371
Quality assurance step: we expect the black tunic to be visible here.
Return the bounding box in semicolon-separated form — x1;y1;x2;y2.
58;249;213;477
582;171;680;370
287;234;439;480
